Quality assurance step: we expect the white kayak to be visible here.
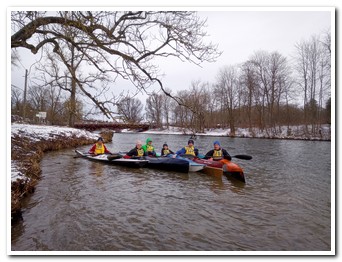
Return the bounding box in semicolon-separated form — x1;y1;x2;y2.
75;150;149;168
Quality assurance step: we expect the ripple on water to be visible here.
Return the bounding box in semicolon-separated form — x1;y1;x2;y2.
11;138;332;252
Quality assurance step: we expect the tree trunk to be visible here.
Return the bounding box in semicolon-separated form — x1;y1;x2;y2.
69;78;76;127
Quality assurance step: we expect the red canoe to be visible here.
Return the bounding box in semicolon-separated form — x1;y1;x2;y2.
193;158;246;183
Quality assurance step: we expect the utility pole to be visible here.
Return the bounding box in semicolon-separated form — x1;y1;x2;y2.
23;69;28;119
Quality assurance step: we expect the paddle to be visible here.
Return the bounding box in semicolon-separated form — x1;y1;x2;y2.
74;150;92;158
232;154;252;160
196;153;252;160
107;153;123;160
74;149;123;160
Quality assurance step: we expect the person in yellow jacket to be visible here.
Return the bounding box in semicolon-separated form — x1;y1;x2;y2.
174;139;199;157
141;138;157;156
161;143;174;156
88;137;112;155
125;140;145;158
204;140;231;161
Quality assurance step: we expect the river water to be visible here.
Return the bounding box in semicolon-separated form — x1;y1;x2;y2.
11;134;332;253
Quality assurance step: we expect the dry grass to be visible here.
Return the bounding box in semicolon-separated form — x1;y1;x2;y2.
99;130;114;142
11;134;96;223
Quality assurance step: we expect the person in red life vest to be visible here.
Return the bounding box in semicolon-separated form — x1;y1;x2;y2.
125;140;145;158
173;139;199;158
88;137;112;155
204;140;231;161
161;143;174;157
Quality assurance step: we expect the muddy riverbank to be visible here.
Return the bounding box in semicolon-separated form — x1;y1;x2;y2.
10;123;113;223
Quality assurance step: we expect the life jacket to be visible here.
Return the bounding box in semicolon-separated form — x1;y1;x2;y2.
213;149;223;160
137;148;144;157
162;149;170;155
146;144;154;153
95;143;105;154
185;145;195;156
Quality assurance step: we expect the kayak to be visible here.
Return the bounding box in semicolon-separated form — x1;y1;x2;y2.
169;155;205;172
143;156;190;173
75;150;148;168
193;158;246;183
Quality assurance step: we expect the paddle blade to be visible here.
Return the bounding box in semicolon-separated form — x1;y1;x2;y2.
107;154;123;161
233;154;252;160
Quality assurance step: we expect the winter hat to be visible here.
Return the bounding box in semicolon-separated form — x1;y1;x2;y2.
213;140;220;146
188;139;194;145
146;138;152;143
97;137;103;142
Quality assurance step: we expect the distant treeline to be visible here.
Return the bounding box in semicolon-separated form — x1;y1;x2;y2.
11;31;331;136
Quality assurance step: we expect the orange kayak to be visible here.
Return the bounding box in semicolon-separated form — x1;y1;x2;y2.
193;158;246;183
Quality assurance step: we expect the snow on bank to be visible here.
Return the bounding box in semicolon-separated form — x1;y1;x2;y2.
11;123;98;182
11;123;98;141
11;160;25;181
140;125;331;140
10;123;331;182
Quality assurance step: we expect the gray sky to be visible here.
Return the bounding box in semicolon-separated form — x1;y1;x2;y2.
157;10;332;92
11;9;332;89
10;8;333;119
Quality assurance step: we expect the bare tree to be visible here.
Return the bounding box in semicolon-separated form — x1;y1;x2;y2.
117;97;143;124
11;85;23;115
11;11;221;121
294;40;310;131
215;66;240;135
145;92;164;128
294;33;330;134
172;90;192;131
27;84;48;112
240;61;257;130
161;88;173;129
175;81;210;133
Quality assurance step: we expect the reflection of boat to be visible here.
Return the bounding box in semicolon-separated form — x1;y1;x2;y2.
75;150;148;168
193;158;246;183
143;156;190;173
169;155;205;172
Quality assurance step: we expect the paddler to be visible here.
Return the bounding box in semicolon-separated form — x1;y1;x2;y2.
88;137;112;155
204;140;231;161
142;138;157;156
173;139;199;157
161;143;174;156
125;140;145;158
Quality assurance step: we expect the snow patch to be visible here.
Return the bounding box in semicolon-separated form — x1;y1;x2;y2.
11;123;98;182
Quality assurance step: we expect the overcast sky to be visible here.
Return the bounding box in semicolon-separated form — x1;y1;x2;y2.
10;8;332;106
158;9;332;92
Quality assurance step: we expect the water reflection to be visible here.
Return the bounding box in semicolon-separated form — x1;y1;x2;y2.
90;161;104;177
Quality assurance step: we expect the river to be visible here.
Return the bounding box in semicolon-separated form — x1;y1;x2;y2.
11;133;332;253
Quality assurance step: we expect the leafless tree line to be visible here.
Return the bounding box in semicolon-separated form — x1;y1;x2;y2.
11;11;331;135
141;32;331;135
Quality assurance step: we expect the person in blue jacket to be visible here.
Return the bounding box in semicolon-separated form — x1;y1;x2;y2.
174;139;199;157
